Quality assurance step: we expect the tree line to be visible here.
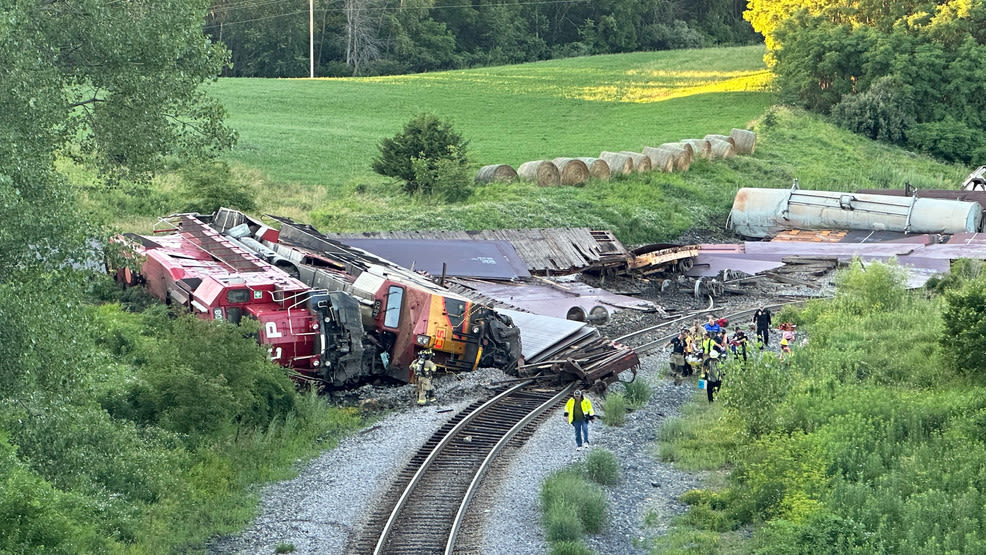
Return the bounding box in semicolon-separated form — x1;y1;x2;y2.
747;0;986;164
204;0;759;77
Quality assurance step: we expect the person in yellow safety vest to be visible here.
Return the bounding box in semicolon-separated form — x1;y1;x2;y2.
411;349;437;405
563;390;596;450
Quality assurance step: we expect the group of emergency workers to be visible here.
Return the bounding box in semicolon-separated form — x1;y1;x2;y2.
665;307;799;402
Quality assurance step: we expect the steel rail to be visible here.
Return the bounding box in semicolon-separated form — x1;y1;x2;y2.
372;379;535;555
443;382;577;555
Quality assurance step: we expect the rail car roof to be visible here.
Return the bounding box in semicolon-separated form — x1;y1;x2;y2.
335;238;530;280
497;309;597;363
322;228;631;275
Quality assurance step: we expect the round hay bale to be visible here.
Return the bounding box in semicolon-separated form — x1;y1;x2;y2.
704;134;735;146
575;157;611;181
620;151;652;173
670;142;695;170
641;146;675;173
730;128;757;154
476;164;517;184
681;139;711;159
551;157;591;185
517;160;560;186
708;137;736;159
599;151;634;175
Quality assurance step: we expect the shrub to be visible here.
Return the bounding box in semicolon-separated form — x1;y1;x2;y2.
103;314;297;440
906;117;982;164
584;448;621;486
832;259;908;315
541;469;609;538
409;147;473;202
0;431;113;554
601;392;627;427
371;113;471;197
621;379;652;410
544;500;584;542
831;75;913;143
179;161;256;214
721;356;794;438
941;273;986;375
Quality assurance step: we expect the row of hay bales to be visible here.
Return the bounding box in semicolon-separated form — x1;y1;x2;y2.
476;128;756;187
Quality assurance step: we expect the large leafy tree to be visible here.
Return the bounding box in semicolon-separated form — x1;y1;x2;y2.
1;2;238;550
746;0;986;163
1;0;234;395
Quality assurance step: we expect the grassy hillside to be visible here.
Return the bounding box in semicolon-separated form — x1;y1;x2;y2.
90;45;970;244
196;45;970;245
209;46;773;188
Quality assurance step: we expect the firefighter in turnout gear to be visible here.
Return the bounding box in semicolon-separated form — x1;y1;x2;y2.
412;349;437;405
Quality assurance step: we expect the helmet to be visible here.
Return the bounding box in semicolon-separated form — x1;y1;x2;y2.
420;349;434;358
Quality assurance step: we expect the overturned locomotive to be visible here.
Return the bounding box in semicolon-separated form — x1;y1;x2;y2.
115;208;522;388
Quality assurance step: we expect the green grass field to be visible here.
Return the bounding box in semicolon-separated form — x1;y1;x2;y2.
209;45;773;188
116;45;968;244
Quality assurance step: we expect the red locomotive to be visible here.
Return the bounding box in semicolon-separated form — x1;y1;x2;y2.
116;209;522;388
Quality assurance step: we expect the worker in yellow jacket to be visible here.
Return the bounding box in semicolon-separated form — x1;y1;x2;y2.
563;390;596;450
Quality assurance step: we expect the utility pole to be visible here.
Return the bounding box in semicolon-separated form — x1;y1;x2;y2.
309;0;314;78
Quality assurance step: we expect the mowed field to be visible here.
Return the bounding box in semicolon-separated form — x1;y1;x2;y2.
209;45;773;189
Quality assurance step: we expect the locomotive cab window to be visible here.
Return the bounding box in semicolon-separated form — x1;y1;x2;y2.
227;289;250;304
383;285;404;328
446;299;465;317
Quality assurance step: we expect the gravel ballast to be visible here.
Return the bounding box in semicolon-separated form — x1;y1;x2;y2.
208;355;705;555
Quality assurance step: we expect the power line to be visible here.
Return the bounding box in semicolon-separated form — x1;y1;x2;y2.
204;0;590;29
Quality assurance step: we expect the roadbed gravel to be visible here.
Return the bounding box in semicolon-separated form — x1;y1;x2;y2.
207;354;705;555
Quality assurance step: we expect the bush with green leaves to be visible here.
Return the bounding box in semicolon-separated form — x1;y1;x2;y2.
941;271;986;375
0;431;113;554
541;469;609;541
601;392;626;427
620;378;652;409
549;539;594;555
179;161;257;214
720;356;794;438
372;113;472;198
100;312;297;440
544;500;585;543
584;448;621;486
831;75;913;143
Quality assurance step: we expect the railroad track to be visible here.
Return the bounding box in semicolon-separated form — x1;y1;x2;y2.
350;298;812;554
348;380;576;555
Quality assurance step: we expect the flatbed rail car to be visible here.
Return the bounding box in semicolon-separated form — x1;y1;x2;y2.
115;210;523;388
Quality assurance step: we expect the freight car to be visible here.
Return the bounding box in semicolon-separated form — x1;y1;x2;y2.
115;209;522;388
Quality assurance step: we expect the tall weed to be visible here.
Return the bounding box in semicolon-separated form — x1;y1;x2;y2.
584;448;621;486
622;379;652;409
602;393;627;427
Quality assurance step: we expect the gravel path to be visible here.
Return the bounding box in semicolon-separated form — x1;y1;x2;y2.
207;353;705;555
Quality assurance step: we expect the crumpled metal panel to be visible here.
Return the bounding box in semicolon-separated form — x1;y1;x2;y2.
453;278;658;321
497;309;596;362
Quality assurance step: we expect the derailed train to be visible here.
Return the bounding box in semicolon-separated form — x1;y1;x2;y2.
115;208;523;388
